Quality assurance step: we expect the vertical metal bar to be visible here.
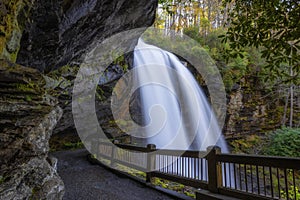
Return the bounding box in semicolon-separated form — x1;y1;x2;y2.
166;155;168;173
167;156;169;173
161;155;163;172
162;155;164;173
124;150;126;162
190;157;192;179
256;165;260;195
185;157;187;178
229;163;232;188
194;158;196;180
292;169;296;200
277;168;280;198
251;165;254;193
239;164;242;190
165;155;167;173
269;167;274;198
244;164;248;192
200;158;203;180
171;156;174;174
158;155;161;172
181;157;183;176
263;166;266;196
224;162;227;188
129;151;131;163
160;155;165;172
188;157;190;178
205;158;208;181
284;169;289;200
173;156;175;174
184;157;186;177
177;156;179;176
128;151;132;164
234;163;237;189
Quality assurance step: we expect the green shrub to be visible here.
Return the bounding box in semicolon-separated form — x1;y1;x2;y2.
263;127;300;157
63;141;84;150
281;186;300;200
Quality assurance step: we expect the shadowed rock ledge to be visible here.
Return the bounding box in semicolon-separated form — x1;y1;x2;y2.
16;0;158;72
0;0;158;199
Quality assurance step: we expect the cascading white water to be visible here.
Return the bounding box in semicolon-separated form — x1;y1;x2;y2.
133;39;229;152
132;39;234;186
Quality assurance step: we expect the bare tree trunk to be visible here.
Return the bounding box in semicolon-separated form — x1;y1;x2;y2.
282;88;290;126
290;85;294;127
289;66;294;127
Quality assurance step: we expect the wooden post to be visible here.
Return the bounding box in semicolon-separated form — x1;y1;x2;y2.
146;144;156;183
111;140;119;168
206;146;222;193
91;140;99;159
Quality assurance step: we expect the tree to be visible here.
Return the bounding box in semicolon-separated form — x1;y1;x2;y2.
156;0;226;34
222;0;300;128
222;0;300;81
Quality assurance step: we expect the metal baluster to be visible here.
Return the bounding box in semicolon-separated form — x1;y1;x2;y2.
292;169;296;200
234;163;237;189
277;168;280;198
251;165;254;193
239;164;242;190
269;167;274;198
244;164;248;192
284;169;289;200
256;165;260;195
263;166;266;196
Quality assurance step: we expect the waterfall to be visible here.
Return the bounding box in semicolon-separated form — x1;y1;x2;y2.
131;39;234;186
132;39;229;152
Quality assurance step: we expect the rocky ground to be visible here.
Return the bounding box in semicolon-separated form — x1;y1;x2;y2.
51;149;177;200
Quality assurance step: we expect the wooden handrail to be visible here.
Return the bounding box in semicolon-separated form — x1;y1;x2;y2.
92;141;300;200
216;153;300;169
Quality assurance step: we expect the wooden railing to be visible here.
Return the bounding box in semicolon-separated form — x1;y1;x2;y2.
91;140;300;200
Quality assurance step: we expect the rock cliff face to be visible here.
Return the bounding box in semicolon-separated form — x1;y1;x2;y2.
224;77;286;138
0;60;64;199
0;0;158;199
17;0;157;72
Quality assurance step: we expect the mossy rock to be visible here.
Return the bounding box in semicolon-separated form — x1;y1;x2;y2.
0;0;33;62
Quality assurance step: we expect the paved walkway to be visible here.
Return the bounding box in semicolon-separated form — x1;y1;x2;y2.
52;149;176;200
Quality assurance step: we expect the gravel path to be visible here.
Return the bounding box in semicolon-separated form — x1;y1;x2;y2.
52;149;177;200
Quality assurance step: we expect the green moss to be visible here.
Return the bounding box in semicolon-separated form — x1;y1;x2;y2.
9;50;18;62
184;191;196;198
63;141;84;150
231;134;265;154
25;95;32;101
14;83;36;93
153;178;168;188
0;0;32;61
0;176;4;184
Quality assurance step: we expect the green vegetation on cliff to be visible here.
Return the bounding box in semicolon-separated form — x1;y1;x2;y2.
263;127;300;157
231;127;300;158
